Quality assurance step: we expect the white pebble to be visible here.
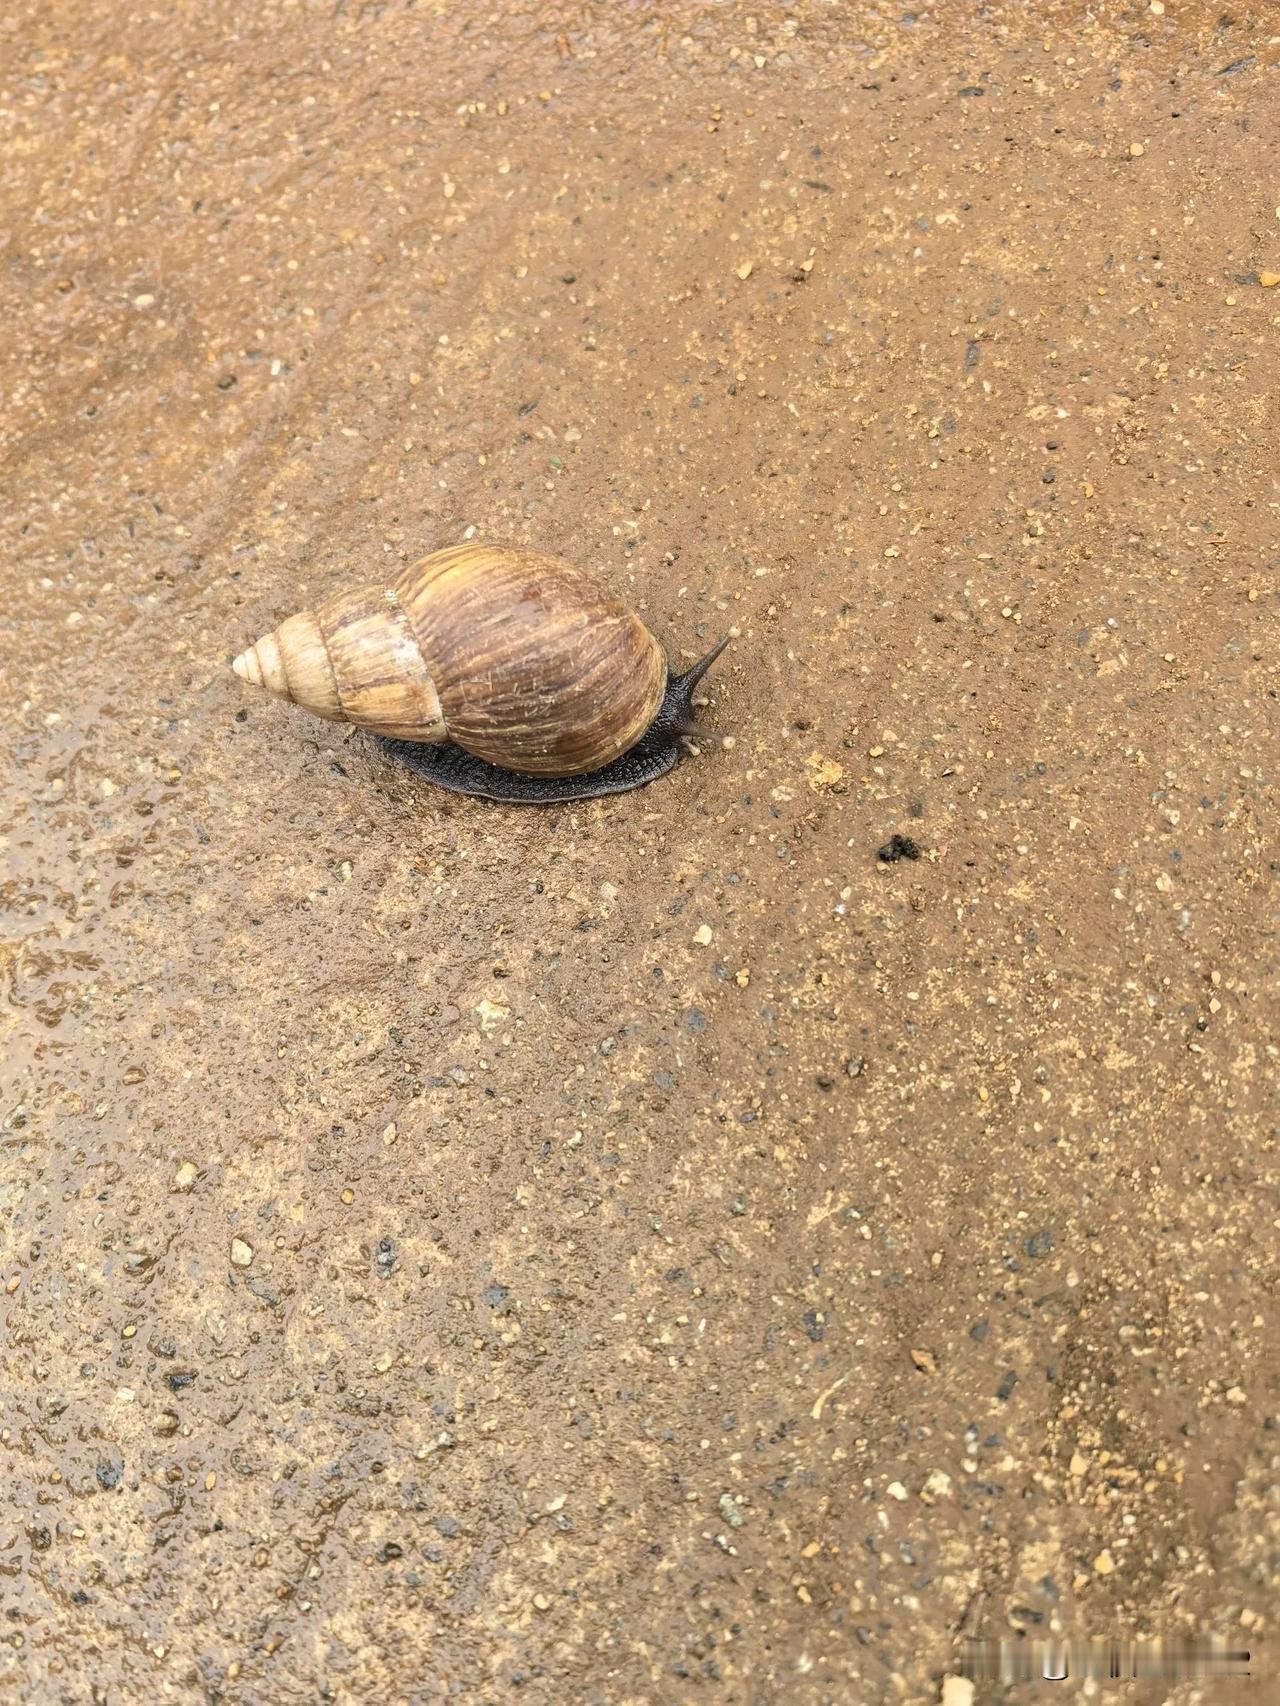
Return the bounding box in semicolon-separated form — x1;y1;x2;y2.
941;1679;975;1706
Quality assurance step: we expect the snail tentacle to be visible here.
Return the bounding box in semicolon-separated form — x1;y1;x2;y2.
653;635;733;738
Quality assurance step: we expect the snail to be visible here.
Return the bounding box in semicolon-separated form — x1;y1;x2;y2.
231;543;730;802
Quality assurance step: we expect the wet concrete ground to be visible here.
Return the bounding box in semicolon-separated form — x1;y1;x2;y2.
2;2;1277;1701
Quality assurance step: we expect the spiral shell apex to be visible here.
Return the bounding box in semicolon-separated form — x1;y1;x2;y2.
232;543;669;777
233;590;447;742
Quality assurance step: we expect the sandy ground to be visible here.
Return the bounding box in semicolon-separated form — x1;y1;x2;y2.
2;1;1278;1701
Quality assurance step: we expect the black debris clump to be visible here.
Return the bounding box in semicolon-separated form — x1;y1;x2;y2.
876;834;922;864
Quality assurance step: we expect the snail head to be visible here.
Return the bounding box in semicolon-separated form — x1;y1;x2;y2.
652;634;732;743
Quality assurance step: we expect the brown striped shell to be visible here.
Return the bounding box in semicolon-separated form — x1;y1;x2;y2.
231;544;668;778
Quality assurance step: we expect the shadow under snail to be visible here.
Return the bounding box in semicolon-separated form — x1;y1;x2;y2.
231;543;730;802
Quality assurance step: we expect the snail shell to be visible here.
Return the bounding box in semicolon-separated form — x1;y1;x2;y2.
233;544;668;778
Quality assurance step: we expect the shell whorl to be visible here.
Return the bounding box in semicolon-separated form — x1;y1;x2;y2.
394;545;666;777
232;610;342;719
232;543;668;777
232;590;446;742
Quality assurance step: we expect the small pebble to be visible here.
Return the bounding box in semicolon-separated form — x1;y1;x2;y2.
173;1161;198;1192
693;924;714;945
718;1493;745;1528
230;1238;253;1267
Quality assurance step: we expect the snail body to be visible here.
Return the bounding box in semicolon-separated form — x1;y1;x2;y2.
232;543;728;802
